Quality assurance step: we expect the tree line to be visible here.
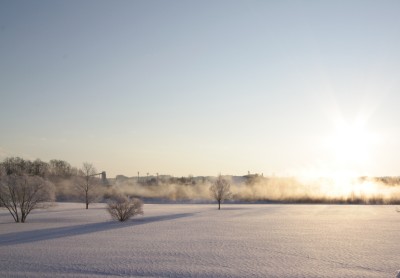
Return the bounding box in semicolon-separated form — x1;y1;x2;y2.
0;157;105;222
1;157;79;179
0;157;232;223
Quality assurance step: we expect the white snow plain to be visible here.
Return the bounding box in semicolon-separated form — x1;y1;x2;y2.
0;203;399;277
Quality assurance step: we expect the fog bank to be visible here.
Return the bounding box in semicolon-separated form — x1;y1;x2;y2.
106;175;400;204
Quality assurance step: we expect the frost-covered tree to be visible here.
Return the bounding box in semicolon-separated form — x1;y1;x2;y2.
30;159;49;177
210;175;232;210
106;193;143;222
49;159;74;178
0;157;49;177
75;162;100;209
0;175;55;223
1;157;30;176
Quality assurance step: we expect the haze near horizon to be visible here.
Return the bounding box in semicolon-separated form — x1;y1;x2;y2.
1;0;400;178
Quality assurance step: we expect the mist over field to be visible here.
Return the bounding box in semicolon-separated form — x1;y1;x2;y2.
109;174;400;204
2;156;400;205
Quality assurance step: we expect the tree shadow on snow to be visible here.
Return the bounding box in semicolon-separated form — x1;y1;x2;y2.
0;213;194;246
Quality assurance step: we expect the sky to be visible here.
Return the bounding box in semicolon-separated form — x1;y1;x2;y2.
1;0;400;178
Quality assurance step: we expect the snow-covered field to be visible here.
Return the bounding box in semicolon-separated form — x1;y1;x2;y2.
0;203;399;277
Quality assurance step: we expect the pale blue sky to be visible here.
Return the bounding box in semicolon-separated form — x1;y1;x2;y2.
1;0;400;177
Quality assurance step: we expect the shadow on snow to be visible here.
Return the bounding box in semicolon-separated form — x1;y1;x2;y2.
0;213;194;246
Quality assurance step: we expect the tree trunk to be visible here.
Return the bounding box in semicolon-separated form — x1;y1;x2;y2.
218;200;221;210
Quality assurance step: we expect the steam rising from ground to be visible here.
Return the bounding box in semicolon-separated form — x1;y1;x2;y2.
108;176;400;204
233;177;400;204
109;179;212;201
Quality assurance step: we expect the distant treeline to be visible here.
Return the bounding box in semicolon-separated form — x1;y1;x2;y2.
0;157;79;179
368;176;400;186
1;157;400;204
0;157;98;202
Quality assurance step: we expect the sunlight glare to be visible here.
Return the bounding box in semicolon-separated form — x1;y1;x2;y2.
328;121;376;165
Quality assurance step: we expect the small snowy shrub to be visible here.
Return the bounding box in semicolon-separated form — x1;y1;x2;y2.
107;193;143;222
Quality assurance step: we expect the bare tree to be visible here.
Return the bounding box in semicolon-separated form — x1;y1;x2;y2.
0;174;55;223
210;175;232;210
76;162;99;209
106;193;143;222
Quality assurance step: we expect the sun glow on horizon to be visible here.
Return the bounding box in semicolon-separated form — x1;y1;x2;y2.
308;115;386;198
327;121;377;165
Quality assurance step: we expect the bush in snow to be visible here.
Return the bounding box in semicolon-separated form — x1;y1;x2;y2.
106;193;143;222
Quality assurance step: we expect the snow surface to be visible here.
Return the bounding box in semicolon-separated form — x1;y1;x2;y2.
0;203;399;277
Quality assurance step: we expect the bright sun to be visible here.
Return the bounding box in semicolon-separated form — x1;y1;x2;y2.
332;126;368;163
316;120;382;198
327;121;376;166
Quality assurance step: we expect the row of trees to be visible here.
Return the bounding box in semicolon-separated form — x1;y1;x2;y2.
0;157;102;222
0;172;144;222
1;156;233;223
1;157;79;179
